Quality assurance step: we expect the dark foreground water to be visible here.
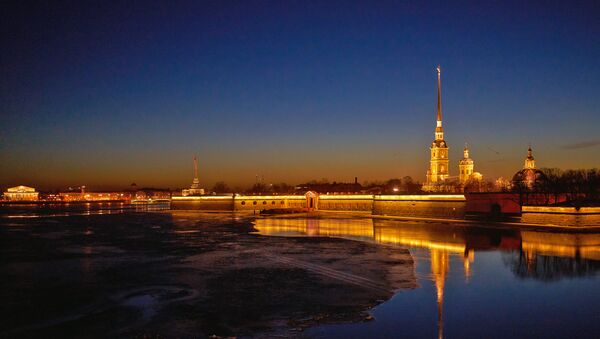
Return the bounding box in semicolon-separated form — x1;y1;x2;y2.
1;204;600;338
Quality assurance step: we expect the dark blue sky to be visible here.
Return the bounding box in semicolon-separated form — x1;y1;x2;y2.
2;1;599;189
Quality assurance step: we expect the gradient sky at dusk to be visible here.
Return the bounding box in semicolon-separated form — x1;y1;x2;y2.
2;1;600;190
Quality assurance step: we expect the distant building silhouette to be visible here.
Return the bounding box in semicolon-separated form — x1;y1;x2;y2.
182;155;205;196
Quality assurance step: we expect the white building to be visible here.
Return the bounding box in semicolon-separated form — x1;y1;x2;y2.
3;185;39;201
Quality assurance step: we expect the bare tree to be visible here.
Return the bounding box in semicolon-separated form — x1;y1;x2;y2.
211;181;231;194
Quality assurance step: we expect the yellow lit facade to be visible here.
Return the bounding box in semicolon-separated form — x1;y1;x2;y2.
458;145;474;184
59;192;128;201
3;185;39;201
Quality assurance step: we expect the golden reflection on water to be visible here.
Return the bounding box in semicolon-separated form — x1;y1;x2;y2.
520;231;600;261
255;217;375;239
254;217;600;338
254;217;600;262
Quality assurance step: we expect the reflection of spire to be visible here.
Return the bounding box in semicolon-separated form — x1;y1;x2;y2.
431;249;449;339
463;249;474;282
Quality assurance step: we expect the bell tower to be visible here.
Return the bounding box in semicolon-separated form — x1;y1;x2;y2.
524;146;535;169
459;144;474;184
425;66;449;189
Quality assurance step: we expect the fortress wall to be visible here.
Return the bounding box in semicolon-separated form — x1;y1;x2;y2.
522;206;600;215
171;194;470;219
234;195;304;211
171;195;306;211
373;195;466;219
286;197;308;209
317;195;373;212
170;196;234;211
465;193;521;216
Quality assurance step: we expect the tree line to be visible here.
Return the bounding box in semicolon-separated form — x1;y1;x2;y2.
208;177;423;195
536;168;600;203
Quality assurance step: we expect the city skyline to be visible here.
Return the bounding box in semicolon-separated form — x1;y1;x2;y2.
2;1;600;190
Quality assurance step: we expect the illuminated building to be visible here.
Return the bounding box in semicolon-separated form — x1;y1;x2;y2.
459;144;474;184
424;66;450;192
59;192;129;201
3;185;39;201
512;146;546;189
459;145;483;191
182;156;205;196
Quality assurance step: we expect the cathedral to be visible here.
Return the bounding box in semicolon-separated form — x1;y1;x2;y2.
182;156;205;196
423;66;451;192
422;66;481;192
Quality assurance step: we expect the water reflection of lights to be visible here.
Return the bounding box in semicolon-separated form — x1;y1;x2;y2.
255;218;374;240
520;231;600;261
255;218;600;338
254;218;466;339
375;234;466;253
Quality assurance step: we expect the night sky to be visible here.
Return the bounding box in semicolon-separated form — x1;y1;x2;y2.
2;1;599;190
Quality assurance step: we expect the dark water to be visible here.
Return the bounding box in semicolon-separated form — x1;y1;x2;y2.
2;203;600;338
254;218;600;339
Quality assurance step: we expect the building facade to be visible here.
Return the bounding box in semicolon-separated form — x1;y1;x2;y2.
459;145;474;184
423;66;450;192
3;185;39;201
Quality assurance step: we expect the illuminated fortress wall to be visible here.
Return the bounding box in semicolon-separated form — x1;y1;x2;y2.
318;195;373;212
233;195;305;210
171;194;468;219
373;195;466;219
171;195;306;211
170;196;234;210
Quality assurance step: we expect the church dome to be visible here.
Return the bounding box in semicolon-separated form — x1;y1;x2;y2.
512;146;546;188
512;168;546;186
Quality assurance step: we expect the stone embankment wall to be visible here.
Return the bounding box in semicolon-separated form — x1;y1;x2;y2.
170;196;234;211
171;194;469;219
522;206;600;214
171;195;306;211
464;193;521;217
317;195;373;212
373;195;466;219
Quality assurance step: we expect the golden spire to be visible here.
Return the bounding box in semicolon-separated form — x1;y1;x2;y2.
437;65;442;122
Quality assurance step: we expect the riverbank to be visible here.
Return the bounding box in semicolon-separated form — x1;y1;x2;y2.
260;210;600;230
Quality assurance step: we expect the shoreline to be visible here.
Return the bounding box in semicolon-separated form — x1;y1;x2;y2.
258;210;600;231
